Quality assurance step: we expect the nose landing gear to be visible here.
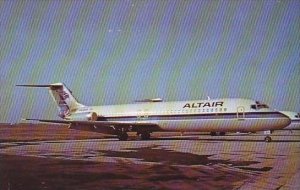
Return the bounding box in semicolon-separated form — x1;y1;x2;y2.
263;130;273;142
264;136;272;142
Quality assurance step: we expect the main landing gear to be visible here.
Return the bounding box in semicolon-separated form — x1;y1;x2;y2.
210;132;226;136
117;132;128;141
117;132;151;141
140;132;151;140
136;131;151;140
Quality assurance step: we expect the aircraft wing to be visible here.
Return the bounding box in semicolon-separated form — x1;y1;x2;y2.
23;118;162;134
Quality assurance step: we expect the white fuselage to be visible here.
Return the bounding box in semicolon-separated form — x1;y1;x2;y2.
69;98;291;133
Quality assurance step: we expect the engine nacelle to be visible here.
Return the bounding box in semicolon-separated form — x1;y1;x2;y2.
67;112;98;121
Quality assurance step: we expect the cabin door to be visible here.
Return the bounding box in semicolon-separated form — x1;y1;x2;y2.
237;106;245;120
137;109;149;120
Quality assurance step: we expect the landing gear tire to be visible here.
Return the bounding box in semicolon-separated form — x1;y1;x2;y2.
118;132;128;141
264;136;272;142
210;132;217;136
141;132;151;140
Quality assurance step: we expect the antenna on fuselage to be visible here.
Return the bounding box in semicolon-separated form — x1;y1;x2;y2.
134;98;163;103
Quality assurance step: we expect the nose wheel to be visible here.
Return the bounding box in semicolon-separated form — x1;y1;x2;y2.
264;136;272;142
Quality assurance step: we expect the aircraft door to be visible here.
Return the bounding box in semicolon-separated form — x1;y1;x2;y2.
137;109;149;120
237;106;245;120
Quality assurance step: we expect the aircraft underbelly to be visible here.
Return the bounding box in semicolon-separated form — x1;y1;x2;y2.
155;117;290;132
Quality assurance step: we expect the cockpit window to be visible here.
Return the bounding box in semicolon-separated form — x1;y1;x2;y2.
251;101;269;110
296;113;300;118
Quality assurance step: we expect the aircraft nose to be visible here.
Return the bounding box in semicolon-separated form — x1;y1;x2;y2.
281;112;292;125
285;115;292;125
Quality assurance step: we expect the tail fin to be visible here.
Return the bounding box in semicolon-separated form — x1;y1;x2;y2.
16;83;85;118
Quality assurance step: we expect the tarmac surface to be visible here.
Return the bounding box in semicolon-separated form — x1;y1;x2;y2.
0;126;300;190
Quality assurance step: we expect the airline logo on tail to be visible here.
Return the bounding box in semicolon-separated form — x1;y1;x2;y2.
57;88;69;100
56;88;71;118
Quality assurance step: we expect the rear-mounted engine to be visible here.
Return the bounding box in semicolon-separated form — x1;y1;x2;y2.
67;112;98;121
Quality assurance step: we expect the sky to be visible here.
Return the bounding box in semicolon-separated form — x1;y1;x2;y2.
0;0;299;122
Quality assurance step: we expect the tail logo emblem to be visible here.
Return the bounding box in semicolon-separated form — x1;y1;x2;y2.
56;89;69;100
56;89;70;118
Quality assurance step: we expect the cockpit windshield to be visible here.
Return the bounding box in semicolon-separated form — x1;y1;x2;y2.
295;113;300;118
251;101;269;110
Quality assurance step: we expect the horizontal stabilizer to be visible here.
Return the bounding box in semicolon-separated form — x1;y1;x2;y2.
16;83;63;88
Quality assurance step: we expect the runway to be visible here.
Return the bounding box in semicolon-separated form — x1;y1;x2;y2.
1;131;300;189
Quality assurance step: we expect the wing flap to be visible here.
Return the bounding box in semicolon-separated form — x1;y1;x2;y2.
16;83;63;87
24;118;157;126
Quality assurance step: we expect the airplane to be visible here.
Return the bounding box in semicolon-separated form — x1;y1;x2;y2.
16;83;291;142
280;111;300;130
